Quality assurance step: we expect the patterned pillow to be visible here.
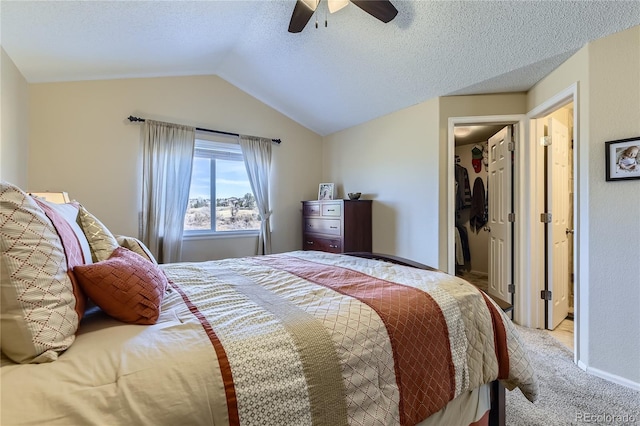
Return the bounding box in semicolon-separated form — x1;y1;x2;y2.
0;182;80;363
77;206;119;262
115;235;158;265
37;200;93;265
73;247;167;325
33;199;88;319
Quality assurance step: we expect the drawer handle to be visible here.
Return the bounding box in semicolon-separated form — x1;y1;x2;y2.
329;244;338;248
307;224;312;227
306;241;314;245
327;209;335;212
329;226;338;229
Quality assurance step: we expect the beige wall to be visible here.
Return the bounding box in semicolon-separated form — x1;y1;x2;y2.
28;75;323;260
323;93;526;268
586;27;639;384
1;47;29;187
528;25;640;387
323;99;440;266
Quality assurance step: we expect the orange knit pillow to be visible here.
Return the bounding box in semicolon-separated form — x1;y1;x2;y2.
73;247;167;325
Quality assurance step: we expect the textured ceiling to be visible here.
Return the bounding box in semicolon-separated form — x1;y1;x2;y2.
1;1;639;136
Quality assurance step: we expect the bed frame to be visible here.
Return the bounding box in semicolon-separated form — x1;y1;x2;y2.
345;252;506;426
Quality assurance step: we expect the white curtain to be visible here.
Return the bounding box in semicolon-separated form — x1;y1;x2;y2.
141;120;195;264
239;136;272;255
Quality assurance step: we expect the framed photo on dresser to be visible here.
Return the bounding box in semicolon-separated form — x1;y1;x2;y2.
318;183;335;200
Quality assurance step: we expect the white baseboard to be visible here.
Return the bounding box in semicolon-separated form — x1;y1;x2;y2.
585;366;640;391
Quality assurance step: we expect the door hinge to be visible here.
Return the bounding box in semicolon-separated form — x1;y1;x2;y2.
540;213;552;223
508;141;515;152
508;212;516;223
540;290;552;301
508;284;515;294
541;136;552;146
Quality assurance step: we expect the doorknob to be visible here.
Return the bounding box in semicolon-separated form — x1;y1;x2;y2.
565;228;574;235
483;226;491;232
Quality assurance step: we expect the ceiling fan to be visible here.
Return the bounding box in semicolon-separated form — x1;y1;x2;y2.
288;0;398;33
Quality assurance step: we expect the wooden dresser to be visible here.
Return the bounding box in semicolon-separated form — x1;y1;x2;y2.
301;199;372;253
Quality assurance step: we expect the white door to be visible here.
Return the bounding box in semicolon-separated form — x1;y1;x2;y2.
487;126;512;303
547;116;570;329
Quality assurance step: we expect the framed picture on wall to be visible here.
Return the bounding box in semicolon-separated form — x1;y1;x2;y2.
605;137;640;181
318;183;335;200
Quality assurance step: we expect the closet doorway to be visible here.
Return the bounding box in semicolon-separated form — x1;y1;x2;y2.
453;123;515;309
535;102;575;351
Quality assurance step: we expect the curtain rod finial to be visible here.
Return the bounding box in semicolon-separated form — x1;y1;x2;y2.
127;115;145;122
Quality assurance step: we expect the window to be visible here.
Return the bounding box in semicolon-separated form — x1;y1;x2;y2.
183;133;260;235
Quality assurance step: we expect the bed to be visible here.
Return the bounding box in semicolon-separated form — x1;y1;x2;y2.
0;182;537;426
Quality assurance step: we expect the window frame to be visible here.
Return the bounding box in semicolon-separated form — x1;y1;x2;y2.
183;133;260;239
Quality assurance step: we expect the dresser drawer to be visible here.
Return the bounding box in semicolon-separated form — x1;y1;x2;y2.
302;235;342;253
303;203;320;216
304;218;341;235
321;203;342;217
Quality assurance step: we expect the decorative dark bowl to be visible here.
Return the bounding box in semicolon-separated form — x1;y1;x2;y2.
347;192;362;200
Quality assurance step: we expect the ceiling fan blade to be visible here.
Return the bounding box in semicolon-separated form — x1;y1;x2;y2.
350;0;398;23
288;0;318;33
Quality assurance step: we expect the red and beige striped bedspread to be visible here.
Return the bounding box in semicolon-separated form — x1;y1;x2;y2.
0;251;537;426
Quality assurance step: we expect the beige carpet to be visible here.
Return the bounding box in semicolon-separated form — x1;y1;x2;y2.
456;271;488;292
505;325;640;425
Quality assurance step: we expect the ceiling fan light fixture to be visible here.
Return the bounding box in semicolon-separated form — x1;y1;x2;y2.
328;0;349;13
301;0;319;11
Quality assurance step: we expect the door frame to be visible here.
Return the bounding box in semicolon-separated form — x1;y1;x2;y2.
447;114;525;319
448;83;585;370
527;83;584;367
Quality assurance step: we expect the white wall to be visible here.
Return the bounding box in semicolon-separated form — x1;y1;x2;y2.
0;47;29;187
27;75;323;260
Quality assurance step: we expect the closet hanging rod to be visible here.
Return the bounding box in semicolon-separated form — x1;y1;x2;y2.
126;116;281;145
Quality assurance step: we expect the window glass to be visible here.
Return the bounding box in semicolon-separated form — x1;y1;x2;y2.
184;137;260;234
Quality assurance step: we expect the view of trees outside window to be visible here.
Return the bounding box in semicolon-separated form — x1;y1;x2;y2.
184;156;260;232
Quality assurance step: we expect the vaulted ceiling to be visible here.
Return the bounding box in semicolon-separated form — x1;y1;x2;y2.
2;1;639;136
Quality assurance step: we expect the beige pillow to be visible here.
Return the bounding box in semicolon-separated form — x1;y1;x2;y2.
78;206;119;262
0;182;80;363
115;235;158;265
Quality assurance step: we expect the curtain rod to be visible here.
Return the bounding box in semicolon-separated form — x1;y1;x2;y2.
127;116;281;145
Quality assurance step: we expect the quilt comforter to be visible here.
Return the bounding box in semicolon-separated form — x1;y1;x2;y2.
0;251;537;426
